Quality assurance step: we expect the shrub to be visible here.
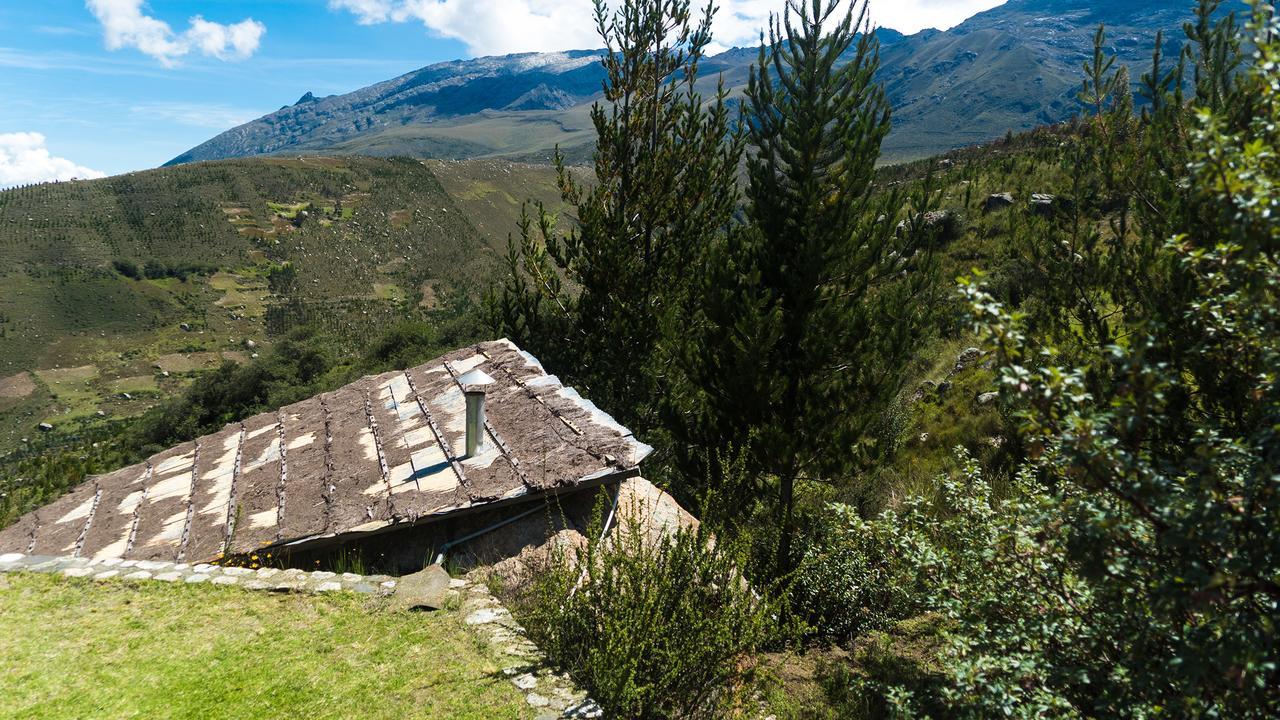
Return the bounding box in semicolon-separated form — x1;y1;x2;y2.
267;262;297;294
141;259;217;282
111;258;142;279
519;496;782;719
792;503;936;641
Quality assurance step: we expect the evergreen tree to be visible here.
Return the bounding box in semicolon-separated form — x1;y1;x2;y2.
487;0;742;432
677;0;938;577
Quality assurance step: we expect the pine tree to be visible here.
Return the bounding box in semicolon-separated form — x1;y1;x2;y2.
487;0;742;432
678;0;938;577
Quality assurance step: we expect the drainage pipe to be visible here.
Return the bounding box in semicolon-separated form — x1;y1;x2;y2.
432;502;545;566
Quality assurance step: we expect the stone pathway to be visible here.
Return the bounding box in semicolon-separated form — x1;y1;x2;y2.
0;552;601;719
453;574;602;719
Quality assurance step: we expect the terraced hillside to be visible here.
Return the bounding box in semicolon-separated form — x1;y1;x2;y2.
0;157;564;455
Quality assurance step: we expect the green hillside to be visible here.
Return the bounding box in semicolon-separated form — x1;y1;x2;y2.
0;157;565;457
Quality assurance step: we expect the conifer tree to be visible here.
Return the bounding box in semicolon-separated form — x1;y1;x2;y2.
487;0;741;432
678;0;938;577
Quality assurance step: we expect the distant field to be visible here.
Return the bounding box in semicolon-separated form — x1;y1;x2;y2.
0;572;528;719
0;156;562;455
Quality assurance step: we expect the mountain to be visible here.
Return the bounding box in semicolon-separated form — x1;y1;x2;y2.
875;0;1190;157
167;51;608;167
171;0;1193;165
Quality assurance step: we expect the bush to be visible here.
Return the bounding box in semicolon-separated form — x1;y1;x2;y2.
267;262;297;294
139;259;217;282
518;496;782;719
111;258;142;279
792;503;936;641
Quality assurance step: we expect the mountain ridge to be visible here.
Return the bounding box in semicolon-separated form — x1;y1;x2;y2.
167;0;1197;167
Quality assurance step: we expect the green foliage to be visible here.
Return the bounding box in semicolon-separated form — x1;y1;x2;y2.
141;259;218;281
792;503;935;641
488;0;742;433
519;495;781;719
674;0;940;576
824;455;1093;717
267;261;297;294
832;3;1280;716
110;258;142;279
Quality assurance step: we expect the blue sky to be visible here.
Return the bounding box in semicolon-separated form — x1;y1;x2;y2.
0;0;1004;184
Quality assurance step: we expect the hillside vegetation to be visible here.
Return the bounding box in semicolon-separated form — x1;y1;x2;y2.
485;0;1280;717
0;157;572;455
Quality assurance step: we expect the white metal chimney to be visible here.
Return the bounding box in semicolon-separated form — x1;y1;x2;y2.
457;368;495;457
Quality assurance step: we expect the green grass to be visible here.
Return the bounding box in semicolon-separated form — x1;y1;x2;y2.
267;201;310;218
372;282;406;302
0;572;530;720
108;375;160;395
33;365;102;424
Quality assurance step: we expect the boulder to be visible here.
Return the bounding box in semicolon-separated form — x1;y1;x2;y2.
977;391;999;406
910;379;938;402
37;422;53;432
484;477;697;592
613;476;700;540
1030;193;1056;215
389;564;452;611
984;193;1015;212
897;209;958;243
955;346;982;368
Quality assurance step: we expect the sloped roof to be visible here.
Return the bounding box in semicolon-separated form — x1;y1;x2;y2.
0;339;651;563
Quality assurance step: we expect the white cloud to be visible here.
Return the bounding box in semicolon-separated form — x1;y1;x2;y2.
85;0;265;66
329;0;1005;57
330;0;596;55
0;133;106;188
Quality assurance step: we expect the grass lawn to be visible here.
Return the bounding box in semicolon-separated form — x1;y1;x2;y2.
0;573;531;719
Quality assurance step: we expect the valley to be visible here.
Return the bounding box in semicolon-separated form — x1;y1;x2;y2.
0;157;568;457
